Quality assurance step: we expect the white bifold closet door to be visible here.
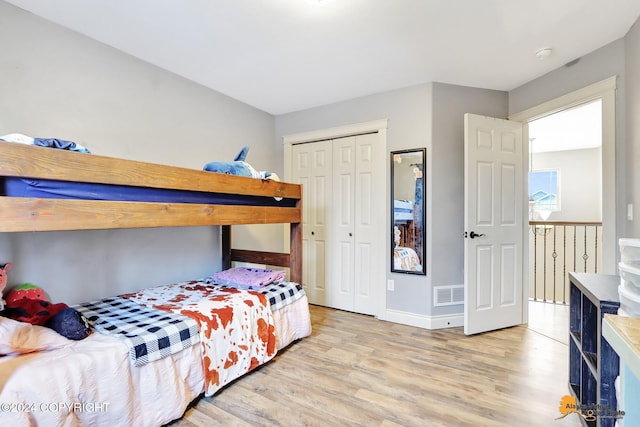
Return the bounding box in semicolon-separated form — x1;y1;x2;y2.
292;133;383;316
292;140;332;308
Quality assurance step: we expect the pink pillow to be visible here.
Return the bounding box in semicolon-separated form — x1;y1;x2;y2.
0;317;71;355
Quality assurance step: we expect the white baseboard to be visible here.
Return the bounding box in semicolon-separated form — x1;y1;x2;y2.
380;309;463;330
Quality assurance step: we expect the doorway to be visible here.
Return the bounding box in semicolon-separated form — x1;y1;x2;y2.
527;100;603;303
509;76;617;315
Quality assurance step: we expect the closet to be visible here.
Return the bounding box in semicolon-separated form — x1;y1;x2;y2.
291;132;385;316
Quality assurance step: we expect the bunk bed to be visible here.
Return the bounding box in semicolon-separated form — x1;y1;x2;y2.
0;141;310;426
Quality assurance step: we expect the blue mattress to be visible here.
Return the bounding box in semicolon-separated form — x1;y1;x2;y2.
2;178;296;207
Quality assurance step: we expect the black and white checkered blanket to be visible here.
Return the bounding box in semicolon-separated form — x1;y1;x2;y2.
202;277;305;311
257;281;306;311
74;297;200;367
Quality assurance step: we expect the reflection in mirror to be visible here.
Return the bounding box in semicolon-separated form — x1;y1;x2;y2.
391;148;426;275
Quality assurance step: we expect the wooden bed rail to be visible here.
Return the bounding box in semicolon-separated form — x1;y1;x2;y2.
0;141;302;231
0;197;301;232
0;141;300;200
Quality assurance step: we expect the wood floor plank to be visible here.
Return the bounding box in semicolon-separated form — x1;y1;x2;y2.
168;304;583;427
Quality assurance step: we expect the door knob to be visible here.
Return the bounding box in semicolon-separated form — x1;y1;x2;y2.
469;231;486;239
311;231;315;236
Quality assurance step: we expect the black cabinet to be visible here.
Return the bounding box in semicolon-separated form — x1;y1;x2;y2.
568;272;620;427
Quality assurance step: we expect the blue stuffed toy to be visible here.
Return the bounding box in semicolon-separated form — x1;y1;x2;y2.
203;146;274;180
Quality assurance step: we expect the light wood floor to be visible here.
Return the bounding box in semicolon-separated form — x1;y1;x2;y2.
170;302;582;427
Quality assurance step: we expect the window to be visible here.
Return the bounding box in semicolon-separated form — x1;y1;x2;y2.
529;170;559;213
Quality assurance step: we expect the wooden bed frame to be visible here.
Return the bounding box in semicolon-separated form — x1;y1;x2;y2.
0;141;302;283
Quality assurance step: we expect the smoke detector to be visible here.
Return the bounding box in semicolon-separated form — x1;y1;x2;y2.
535;47;553;60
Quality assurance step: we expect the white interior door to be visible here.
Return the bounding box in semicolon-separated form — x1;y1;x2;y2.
464;113;524;335
292;141;332;306
331;133;382;315
332;136;356;311
353;133;383;315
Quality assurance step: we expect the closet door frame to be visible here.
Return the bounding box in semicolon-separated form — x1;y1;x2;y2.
284;119;388;319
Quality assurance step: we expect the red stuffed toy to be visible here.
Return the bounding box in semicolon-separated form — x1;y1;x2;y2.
0;265;90;340
0;262;11;312
5;284;70;325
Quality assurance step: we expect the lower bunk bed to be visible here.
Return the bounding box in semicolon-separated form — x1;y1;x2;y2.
0;277;311;426
0;139;308;425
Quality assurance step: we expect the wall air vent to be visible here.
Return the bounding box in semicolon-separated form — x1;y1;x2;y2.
434;285;464;306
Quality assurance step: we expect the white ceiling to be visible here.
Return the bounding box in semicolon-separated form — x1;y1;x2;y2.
6;0;640;115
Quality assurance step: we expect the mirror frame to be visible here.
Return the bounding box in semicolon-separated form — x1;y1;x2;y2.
390;148;426;275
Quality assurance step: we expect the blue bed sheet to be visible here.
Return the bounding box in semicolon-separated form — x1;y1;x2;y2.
2;178;295;207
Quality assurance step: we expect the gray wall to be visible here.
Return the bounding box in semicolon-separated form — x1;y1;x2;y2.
276;84;433;314
625;18;640;237
509;39;627;246
531;148;602;222
509;39;626;116
0;1;277;304
430;83;508;304
276;83;507;317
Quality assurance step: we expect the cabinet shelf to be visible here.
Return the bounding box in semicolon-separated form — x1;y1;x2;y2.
570;330;581;347
584;352;598;375
568;272;620;427
572;330;582;343
569;382;581;400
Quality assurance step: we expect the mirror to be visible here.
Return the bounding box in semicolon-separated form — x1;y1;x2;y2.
391;148;426;275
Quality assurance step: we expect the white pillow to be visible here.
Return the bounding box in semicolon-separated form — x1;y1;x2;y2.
0;317;71;355
0;133;34;144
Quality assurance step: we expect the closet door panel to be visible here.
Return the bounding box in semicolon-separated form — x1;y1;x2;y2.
354;133;384;315
292;141;332;307
356;242;373;298
332;136;356;311
298;175;312;294
313;239;326;292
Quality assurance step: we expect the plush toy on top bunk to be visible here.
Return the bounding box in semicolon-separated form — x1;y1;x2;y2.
0;263;91;340
203;146;279;181
0;133;91;153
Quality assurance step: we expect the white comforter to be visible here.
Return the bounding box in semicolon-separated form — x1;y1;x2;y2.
0;295;311;427
0;330;204;427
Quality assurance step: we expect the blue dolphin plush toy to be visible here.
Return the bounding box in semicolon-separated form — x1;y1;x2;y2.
203;146;272;179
